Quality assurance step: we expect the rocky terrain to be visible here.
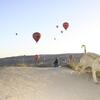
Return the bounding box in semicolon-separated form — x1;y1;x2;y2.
0;53;83;67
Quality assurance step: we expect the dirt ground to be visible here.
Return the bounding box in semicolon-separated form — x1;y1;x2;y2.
0;67;100;100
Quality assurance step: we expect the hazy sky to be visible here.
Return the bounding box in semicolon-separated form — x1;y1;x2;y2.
0;0;100;58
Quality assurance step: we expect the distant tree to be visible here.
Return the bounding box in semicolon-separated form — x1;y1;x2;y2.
81;45;86;54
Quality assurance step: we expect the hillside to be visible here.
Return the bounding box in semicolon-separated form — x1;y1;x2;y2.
0;53;83;67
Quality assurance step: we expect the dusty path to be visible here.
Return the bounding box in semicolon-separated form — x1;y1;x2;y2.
0;67;100;100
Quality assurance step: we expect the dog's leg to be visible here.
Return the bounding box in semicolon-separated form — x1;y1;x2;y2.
92;70;98;83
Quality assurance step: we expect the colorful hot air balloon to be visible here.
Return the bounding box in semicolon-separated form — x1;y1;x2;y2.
32;32;41;43
63;22;69;30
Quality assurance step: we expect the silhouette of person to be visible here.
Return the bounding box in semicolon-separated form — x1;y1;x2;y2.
53;57;59;67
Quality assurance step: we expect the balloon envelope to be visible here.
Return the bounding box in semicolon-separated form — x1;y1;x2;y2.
16;33;18;35
63;22;69;30
61;30;63;33
56;25;59;28
32;32;41;43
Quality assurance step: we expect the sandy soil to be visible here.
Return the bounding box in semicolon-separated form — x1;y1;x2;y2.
0;67;100;100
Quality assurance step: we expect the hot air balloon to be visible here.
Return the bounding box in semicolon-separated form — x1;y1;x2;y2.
32;32;41;43
16;33;18;35
63;22;69;30
56;25;59;28
61;30;63;33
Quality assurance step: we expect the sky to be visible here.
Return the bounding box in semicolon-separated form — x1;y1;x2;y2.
0;0;100;58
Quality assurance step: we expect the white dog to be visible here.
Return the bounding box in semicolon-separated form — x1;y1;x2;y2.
77;53;100;83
